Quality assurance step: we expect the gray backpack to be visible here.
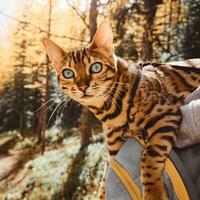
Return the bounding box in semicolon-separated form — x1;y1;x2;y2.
106;139;200;200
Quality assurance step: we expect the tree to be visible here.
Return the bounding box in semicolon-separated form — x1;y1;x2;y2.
0;80;13;132
141;0;163;60
182;0;200;59
111;0;185;62
2;11;43;134
37;0;52;153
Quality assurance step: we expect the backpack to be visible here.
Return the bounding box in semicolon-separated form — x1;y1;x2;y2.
106;139;200;200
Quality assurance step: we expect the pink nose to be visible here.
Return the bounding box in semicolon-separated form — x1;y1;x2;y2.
78;85;88;92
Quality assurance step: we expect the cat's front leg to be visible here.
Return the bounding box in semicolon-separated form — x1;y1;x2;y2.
141;139;171;200
141;118;181;200
139;105;182;200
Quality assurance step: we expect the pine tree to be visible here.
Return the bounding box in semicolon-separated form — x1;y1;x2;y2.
37;0;53;152
9;19;37;134
0;3;46;134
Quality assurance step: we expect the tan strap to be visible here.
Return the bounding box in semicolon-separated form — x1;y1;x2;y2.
165;158;190;200
108;158;142;200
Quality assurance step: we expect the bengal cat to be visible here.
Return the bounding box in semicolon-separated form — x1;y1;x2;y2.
43;21;200;200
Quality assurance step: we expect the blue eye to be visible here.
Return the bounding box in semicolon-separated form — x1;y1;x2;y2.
90;62;102;73
62;69;74;79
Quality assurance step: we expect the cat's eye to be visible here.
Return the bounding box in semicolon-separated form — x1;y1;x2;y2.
62;69;74;79
90;62;102;73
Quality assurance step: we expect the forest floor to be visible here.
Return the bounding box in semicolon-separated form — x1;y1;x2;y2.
0;129;106;200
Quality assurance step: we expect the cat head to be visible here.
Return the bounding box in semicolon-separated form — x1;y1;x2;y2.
43;21;117;105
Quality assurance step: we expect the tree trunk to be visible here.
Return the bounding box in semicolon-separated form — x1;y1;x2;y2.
80;108;93;147
37;0;52;153
19;40;26;135
89;0;98;40
79;0;98;148
141;0;162;60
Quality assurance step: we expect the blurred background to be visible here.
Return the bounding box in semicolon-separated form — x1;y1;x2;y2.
0;0;199;199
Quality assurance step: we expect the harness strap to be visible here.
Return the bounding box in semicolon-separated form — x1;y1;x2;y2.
121;65;142;140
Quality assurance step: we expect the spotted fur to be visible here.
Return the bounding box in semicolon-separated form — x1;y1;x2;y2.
43;22;200;200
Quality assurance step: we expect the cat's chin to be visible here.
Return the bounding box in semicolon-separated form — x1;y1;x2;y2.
76;94;103;105
71;95;93;104
80;94;93;98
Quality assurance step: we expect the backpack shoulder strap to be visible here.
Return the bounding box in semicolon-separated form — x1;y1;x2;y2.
165;158;190;200
170;149;199;200
108;158;142;200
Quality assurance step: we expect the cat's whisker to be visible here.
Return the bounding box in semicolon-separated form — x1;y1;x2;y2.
114;86;129;96
55;96;69;118
59;98;74;125
55;102;66;124
103;93;112;105
34;98;56;113
108;93;122;112
89;87;101;92
101;91;121;113
115;81;130;86
47;99;68;127
58;98;71;114
87;86;105;97
103;86;127;112
34;94;66;113
92;85;101;88
106;95;120;113
114;90;128;98
101;93;111;108
91;87;106;97
41;102;57;113
57;97;72;125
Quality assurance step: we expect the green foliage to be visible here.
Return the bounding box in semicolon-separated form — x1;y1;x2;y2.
13;137;37;149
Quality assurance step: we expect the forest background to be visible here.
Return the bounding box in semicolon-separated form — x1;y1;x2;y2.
0;0;199;199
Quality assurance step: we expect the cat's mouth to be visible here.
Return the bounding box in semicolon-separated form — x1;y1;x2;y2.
80;93;93;98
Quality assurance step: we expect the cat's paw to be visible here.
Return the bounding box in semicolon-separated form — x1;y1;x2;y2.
143;193;169;200
144;197;168;200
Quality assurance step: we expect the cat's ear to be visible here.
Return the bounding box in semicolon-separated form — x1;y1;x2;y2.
42;38;65;71
90;21;114;55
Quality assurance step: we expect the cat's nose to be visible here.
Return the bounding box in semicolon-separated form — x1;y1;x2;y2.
78;84;88;92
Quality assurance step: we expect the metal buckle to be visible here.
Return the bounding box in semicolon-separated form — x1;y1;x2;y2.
120;132;132;141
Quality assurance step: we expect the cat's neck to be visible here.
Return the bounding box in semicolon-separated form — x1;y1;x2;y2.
85;57;139;127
